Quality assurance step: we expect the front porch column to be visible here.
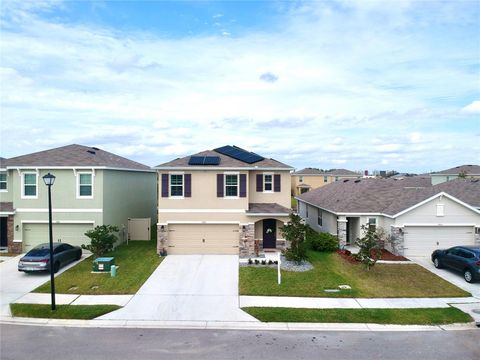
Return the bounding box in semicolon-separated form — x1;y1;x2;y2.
239;223;255;257
337;216;347;249
389;226;405;256
157;224;168;255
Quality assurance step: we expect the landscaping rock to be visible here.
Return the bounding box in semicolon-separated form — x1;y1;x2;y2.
280;255;313;272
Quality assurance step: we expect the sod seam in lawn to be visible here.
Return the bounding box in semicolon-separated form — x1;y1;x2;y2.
34;240;162;295
239;251;470;298
243;307;472;325
10;304;121;320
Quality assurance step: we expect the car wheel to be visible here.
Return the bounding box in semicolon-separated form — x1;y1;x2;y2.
433;257;442;269
464;269;474;283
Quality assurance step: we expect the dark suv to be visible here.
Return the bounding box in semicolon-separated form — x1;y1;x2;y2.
431;246;480;283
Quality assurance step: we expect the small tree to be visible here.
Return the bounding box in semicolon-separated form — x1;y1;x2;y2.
458;170;467;179
82;225;119;259
281;213;308;264
354;225;383;270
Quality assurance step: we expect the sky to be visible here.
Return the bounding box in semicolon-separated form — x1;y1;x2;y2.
0;0;479;172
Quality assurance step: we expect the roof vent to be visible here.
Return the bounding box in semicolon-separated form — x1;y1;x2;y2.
343;179;349;183
87;150;96;155
354;179;361;183
92;147;100;151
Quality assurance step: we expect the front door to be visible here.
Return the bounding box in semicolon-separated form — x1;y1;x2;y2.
0;217;7;247
263;219;276;249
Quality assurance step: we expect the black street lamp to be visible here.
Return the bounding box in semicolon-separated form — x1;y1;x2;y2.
42;172;56;310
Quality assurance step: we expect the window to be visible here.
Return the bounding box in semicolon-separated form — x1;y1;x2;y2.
23;173;37;198
317;210;323;226
78;173;93;198
264;174;273;192
225;174;238;197
368;218;377;232
436;204;444;217
170;174;184;197
323;176;328;183
0;172;6;191
299;176;303;183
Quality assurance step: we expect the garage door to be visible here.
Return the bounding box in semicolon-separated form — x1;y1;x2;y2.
403;226;475;257
23;223;94;252
168;224;239;255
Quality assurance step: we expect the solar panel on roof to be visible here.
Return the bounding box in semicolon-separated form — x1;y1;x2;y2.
214;145;264;164
188;156;220;166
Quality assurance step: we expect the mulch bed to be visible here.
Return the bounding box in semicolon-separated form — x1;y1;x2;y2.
336;249;409;263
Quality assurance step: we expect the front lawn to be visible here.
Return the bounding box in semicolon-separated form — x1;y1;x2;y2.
34;240;162;295
243;307;472;325
10;304;121;319
240;251;470;298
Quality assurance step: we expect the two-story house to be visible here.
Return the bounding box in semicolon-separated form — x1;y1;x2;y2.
0;144;156;253
430;164;480;185
154;145;293;256
291;168;360;196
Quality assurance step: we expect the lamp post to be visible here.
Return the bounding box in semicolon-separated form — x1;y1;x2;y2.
42;172;56;310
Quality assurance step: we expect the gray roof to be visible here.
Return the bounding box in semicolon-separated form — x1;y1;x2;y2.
0;202;15;213
156;147;293;169
246;203;291;214
4;144;151;171
292;168;359;176
432;164;480;176
0;157;6;168
296;177;480;216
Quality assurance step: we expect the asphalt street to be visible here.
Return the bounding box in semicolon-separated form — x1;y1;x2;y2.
1;324;479;360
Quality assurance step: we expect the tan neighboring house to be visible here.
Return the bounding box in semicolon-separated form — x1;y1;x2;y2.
431;164;480;185
0;145;156;253
291;168;360;196
154;145;293;256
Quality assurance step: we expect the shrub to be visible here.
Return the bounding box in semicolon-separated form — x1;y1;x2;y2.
307;229;338;252
82;225;119;259
354;225;384;270
280;213;308;264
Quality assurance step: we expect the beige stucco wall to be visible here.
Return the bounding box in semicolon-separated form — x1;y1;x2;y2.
249;170;291;208
292;174;360;195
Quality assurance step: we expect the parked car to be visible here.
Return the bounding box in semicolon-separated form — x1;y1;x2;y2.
18;243;82;273
431;246;480;283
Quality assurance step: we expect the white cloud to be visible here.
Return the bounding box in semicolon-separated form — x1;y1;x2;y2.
461;100;480;114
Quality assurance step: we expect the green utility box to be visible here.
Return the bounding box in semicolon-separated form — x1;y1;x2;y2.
93;257;115;272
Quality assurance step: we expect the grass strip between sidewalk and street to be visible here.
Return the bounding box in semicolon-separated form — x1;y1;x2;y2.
34;240;163;295
10;304;121;320
243;307;473;325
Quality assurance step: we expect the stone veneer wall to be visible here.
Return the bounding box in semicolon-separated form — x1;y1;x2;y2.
7;215;21;253
239;224;254;257
337;219;347;249
388;226;405;256
157;224;168;254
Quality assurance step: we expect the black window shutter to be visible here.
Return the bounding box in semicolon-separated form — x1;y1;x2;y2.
274;174;281;192
239;174;247;197
184;174;191;197
217;174;224;197
161;174;169;197
256;174;263;192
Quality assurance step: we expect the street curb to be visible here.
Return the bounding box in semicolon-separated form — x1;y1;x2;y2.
1;316;478;332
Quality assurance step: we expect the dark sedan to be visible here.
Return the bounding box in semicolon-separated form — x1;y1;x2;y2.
431;246;480;283
18;243;82;273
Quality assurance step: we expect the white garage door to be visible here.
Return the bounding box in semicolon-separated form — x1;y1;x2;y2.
403;226;475;257
168;224;239;255
23;223;94;252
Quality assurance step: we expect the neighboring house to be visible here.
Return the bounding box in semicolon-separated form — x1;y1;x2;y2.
431;164;480;185
296;177;480;257
154;145;293;256
0;145;156;254
291;168;360;196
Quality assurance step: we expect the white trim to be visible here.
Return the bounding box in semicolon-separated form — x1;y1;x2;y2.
16;208;103;213
21;220;96;224
0;211;15;216
263;172;274;193
159;208;245;213
167;221;203;224
155;167;293;171
169;172;184;198
13;239;22;243
393;192;480;218
0;170;7;192
240;223;255;226
76;171;94;199
246;213;290;217
224;172;239;198
166;221;240;225
21;171;38;199
399;223;478;227
8;166;155;173
204;221;241;224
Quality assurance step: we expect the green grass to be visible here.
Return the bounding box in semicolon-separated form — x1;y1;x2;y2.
240;251;470;298
243;307;472;325
10;304;121;320
291;196;297;209
34;240;163;295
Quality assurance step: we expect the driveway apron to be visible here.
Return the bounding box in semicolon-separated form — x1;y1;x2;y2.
99;255;257;322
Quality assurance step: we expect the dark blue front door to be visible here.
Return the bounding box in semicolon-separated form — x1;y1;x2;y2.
263;219;276;249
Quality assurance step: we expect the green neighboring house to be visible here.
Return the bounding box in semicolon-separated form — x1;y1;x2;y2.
0;145;156;254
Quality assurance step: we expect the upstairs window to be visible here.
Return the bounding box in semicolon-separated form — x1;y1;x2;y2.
299;176;303;183
78;173;93;198
170;174;184;197
264;174;273;192
22;173;37;198
323;176;328;183
335;176;339;182
225;174;238;197
0;172;6;191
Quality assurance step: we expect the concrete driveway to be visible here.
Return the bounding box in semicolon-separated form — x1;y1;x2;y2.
410;256;480;298
0;254;89;316
99;255;257;322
